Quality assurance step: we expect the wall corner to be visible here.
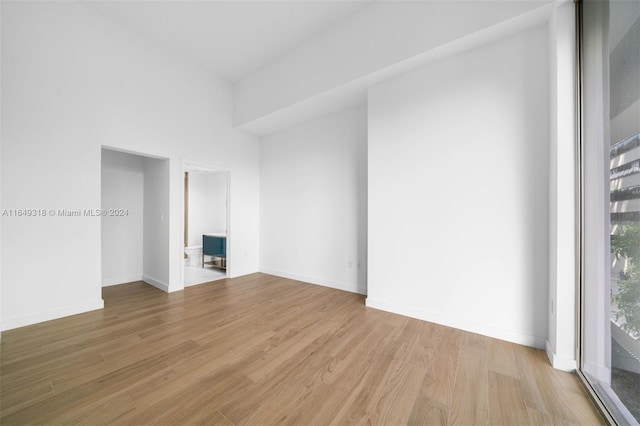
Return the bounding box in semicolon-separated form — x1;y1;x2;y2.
546;339;578;372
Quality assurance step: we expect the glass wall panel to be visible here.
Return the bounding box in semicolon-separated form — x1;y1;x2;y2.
581;0;640;423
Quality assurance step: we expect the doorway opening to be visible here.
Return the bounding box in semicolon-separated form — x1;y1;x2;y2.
101;147;170;291
182;163;229;287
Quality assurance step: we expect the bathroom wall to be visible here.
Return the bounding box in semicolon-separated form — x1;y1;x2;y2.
187;171;227;248
101;149;144;286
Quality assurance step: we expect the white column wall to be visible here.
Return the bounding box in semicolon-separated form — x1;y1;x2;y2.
367;25;550;348
546;1;578;371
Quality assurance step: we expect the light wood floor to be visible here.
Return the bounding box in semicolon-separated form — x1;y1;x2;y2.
1;273;605;425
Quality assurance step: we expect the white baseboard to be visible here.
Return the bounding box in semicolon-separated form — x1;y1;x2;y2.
102;274;143;287
545;340;577;371
228;268;261;280
1;299;104;331
142;275;169;292
259;268;366;295
365;297;546;349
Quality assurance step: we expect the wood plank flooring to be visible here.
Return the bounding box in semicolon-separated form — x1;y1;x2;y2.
1;273;605;425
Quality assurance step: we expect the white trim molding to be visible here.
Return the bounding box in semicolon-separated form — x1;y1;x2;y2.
545;340;578;371
259;268;366;295
0;299;104;332
102;275;143;287
142;275;170;292
366;297;547;349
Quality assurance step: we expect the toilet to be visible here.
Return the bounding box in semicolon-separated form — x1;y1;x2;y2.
184;245;202;266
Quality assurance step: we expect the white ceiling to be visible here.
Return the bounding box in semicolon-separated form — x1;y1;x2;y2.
87;0;372;82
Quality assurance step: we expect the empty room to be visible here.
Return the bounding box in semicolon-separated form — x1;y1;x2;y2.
1;0;638;424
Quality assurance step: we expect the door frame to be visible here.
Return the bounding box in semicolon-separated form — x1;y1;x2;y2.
181;160;231;287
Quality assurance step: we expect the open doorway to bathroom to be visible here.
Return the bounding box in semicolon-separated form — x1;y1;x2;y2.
183;164;229;287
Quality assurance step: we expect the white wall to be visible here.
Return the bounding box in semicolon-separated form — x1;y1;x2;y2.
0;1;259;330
0;0;3;335
143;157;170;291
260;106;368;294
367;25;550;348
101;149;144;287
546;1;578;371
1;2;105;328
188;172;227;247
